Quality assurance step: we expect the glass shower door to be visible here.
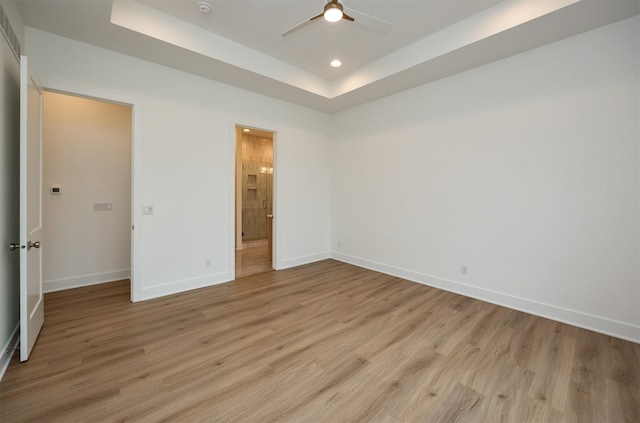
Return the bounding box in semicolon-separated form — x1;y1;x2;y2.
241;136;273;242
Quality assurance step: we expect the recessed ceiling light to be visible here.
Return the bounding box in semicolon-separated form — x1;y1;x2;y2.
197;1;211;14
243;128;250;132
330;59;342;68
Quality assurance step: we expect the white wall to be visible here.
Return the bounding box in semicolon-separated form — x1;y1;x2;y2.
42;92;132;292
20;11;637;344
24;28;331;301
0;0;23;379
331;16;640;342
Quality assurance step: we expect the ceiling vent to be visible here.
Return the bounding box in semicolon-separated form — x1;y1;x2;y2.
0;4;22;60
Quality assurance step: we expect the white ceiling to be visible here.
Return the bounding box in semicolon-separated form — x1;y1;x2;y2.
135;0;504;80
15;0;640;113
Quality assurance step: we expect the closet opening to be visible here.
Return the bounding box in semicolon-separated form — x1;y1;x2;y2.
42;91;133;295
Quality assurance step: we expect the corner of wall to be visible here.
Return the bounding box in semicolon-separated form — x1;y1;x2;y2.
330;251;640;344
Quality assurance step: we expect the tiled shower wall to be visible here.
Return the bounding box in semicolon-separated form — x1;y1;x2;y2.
241;134;273;241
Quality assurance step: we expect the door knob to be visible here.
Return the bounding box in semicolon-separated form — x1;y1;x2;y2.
27;241;40;250
9;243;23;251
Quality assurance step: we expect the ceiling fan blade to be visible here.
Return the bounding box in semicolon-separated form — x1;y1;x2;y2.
342;12;355;22
309;11;325;21
344;7;393;33
281;15;320;37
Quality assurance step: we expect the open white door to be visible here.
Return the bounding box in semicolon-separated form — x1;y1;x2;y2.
19;55;44;362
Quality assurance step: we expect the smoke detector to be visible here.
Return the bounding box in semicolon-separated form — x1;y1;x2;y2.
197;1;211;14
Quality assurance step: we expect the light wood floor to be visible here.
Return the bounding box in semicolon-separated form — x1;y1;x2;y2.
235;244;272;278
1;260;638;422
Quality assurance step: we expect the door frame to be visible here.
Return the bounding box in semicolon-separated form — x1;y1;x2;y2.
41;82;141;302
231;122;277;278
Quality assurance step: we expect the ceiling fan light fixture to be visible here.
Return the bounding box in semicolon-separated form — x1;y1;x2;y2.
324;3;343;22
282;0;389;38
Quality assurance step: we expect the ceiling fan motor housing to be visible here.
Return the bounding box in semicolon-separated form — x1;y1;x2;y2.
324;0;345;22
325;0;344;13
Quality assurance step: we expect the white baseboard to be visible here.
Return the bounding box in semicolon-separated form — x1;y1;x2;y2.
1;324;19;382
241;240;268;249
135;250;330;301
136;271;233;302
331;252;640;344
43;269;131;293
277;251;330;270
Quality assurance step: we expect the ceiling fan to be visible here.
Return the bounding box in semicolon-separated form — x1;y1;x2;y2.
281;0;393;37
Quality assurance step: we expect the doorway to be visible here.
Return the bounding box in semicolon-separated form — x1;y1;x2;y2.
235;125;274;278
42;91;132;294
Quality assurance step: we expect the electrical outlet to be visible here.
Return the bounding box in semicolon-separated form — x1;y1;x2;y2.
337;240;342;248
461;264;469;275
205;258;211;268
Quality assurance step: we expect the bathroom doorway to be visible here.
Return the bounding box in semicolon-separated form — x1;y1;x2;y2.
235;125;274;278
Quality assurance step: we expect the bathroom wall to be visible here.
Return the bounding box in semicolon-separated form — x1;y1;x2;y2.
241;133;273;241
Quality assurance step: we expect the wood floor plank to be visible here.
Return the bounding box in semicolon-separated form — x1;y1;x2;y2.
527;331;576;411
1;259;638;422
604;378;640;423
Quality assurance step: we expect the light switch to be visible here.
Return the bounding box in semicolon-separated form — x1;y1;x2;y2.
50;186;61;195
94;202;112;211
143;206;154;215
